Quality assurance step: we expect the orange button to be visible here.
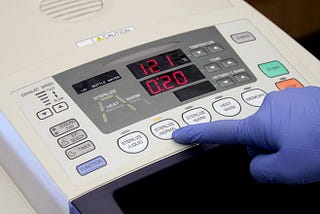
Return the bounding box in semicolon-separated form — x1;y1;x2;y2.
275;78;303;90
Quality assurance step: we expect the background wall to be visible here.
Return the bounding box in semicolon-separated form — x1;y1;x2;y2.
246;0;320;58
246;0;320;39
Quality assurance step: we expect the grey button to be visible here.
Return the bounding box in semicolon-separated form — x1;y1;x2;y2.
65;140;95;160
234;73;252;83
50;119;79;137
190;48;208;57
231;31;256;44
53;102;69;113
207;44;224;53
221;58;238;68
217;77;235;88
204;62;221;73
37;108;53;120
57;129;87;148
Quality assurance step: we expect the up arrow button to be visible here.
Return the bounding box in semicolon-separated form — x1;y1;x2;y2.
53;102;69;113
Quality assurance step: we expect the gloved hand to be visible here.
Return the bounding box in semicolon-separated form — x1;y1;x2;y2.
172;86;320;184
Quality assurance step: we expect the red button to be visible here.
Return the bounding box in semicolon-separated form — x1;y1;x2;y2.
275;78;303;90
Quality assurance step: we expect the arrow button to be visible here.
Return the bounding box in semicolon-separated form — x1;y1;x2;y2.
207;44;224;53
234;73;252;83
217;77;235;88
37;108;53;120
53;102;69;113
221;58;238;68
190;48;208;58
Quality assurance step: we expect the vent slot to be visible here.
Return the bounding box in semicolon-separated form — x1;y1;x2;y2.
40;0;103;21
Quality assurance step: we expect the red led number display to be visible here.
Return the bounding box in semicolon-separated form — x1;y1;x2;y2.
145;71;188;95
127;49;190;79
140;65;205;96
139;55;175;76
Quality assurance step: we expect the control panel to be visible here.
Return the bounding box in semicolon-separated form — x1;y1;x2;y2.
12;19;308;185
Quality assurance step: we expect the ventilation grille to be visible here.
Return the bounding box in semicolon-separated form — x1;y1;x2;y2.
40;0;103;21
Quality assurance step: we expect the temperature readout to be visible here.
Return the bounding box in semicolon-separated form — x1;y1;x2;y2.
127;49;191;79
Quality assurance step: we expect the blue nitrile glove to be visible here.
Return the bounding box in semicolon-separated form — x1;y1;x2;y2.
172;86;320;184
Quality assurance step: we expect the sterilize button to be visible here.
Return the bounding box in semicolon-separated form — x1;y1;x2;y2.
117;131;148;154
182;107;212;125
150;119;180;140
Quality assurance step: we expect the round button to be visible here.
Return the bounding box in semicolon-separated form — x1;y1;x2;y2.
182;107;212;125
212;97;241;117
150;119;180;140
241;89;266;107
117;131;148;154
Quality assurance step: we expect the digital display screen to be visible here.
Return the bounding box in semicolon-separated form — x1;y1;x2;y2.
72;70;121;94
140;65;205;96
174;81;216;101
127;49;191;79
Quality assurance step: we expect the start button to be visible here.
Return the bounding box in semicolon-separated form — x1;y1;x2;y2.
259;60;289;78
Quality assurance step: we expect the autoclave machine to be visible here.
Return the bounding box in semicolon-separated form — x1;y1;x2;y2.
1;0;320;213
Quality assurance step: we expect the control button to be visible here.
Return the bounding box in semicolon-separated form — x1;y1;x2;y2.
53;102;69;113
204;62;222;73
207;44;224;53
217;77;236;88
77;156;107;176
275;78;303;90
234;73;252;83
213;97;241;117
259;60;289;78
117;131;148;154
221;58;238;68
231;31;256;44
190;48;208;58
242;89;267;107
150;119;180;140
65;140;95;160
37;108;53;120
50;119;79;137
182;107;212;125
57;129;87;148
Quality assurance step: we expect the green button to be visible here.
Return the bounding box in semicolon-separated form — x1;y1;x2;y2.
258;60;288;78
